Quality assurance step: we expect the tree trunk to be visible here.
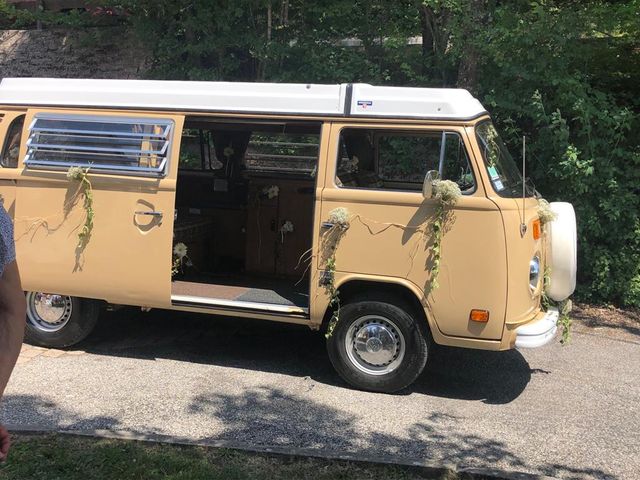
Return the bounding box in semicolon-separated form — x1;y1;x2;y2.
456;0;487;93
418;4;435;76
416;1;453;86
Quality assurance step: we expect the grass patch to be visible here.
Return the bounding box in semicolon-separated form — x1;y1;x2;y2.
0;433;468;480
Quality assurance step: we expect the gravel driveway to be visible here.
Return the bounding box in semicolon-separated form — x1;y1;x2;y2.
2;308;639;479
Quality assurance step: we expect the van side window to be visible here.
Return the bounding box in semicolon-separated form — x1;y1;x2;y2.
24;114;173;177
336;128;475;193
1;115;25;168
244;132;318;175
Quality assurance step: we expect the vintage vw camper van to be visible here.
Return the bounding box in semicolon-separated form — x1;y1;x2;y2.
0;78;576;392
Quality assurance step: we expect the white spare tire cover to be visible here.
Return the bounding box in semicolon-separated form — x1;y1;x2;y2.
546;202;577;301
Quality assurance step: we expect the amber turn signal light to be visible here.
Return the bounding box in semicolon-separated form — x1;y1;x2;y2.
470;309;490;323
532;219;541;240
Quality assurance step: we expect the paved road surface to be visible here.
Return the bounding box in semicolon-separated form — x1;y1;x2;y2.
2;309;639;479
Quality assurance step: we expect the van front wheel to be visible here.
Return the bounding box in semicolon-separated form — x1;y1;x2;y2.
24;292;100;348
326;300;428;393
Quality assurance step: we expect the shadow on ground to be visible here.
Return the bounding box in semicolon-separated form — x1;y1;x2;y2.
71;308;535;404
1;394;121;432
189;386;618;480
1;390;618;480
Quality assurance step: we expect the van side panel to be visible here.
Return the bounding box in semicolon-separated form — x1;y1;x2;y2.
316;122;508;341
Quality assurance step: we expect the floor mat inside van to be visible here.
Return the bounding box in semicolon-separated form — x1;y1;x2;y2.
171;279;309;308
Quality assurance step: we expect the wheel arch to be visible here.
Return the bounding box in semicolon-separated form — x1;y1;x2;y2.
320;275;435;337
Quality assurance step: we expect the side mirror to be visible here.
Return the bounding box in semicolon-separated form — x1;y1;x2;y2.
422;170;440;198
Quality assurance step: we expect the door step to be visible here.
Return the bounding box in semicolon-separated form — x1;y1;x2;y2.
171;294;309;317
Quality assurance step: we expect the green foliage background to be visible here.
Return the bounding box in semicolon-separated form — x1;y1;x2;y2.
2;0;639;305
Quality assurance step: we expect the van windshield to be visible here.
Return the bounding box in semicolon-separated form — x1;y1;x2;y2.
476;120;532;198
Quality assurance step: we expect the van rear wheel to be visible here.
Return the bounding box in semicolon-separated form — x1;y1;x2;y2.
326;299;429;393
24;292;100;348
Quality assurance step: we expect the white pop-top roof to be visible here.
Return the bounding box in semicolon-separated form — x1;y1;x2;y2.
0;77;487;120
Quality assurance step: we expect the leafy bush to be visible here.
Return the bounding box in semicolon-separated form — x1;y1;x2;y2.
0;0;37;28
473;2;640;306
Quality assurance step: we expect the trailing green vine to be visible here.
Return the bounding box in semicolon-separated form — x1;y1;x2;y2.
66;167;94;250
323;207;350;339
557;299;572;345
428;179;461;292
541;266;552;310
324;255;341;339
542;265;572;344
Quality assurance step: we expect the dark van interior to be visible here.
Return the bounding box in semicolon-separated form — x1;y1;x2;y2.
171;118;320;313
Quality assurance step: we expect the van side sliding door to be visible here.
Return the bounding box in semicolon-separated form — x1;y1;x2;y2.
14;109;184;308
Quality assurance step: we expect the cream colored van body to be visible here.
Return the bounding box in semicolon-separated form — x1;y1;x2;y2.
0;79;571;392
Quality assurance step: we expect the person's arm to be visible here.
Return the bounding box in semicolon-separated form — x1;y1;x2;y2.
0;261;26;461
0;261;25;397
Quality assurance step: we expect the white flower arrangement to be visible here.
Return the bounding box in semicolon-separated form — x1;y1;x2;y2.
279;220;294;242
431;179;462;206
537;198;557;225
328;207;350;229
173;242;188;259
261;185;280;199
171;242;191;277
280;220;294;234
66;166;85;180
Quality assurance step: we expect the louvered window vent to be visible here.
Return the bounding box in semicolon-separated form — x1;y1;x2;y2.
25;114;173;177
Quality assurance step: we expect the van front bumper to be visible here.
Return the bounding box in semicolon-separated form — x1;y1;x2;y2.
514;307;559;348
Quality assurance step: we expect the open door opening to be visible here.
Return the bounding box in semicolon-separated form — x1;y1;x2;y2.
171;118;320;316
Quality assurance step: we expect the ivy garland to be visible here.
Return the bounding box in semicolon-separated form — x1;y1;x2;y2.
541;275;572;344
557;300;573;344
323;207;350;339
66;167;94;249
428;179;462;292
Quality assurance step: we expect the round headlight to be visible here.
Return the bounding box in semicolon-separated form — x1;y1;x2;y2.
529;255;541;292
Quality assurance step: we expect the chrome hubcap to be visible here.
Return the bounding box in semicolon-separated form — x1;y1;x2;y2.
26;292;73;333
345;315;405;376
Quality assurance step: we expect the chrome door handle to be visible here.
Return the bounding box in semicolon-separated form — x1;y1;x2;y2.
135;210;163;217
134;210;163;224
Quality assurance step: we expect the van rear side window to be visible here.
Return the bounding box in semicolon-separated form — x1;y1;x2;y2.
1;115;25;168
24;114;174;177
244;132;319;174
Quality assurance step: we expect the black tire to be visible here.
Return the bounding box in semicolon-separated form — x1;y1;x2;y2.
24;293;101;348
326;299;429;393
